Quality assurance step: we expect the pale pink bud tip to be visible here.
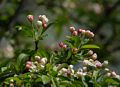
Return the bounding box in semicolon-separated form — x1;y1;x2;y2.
78;29;82;33
72;31;78;36
26;61;32;66
91;53;97;60
87;50;93;56
70;27;75;33
59;42;64;48
27;15;34;22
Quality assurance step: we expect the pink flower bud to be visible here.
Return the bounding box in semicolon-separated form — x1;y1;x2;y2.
91;53;97;60
59;42;64;48
27;15;34;22
26;61;32;66
42;23;47;29
81;30;86;35
63;44;67;49
87;50;93;56
26;64;31;69
89;32;94;38
111;71;117;77
95;60;102;68
78;29;82;33
69;27;75;33
72;31;78;36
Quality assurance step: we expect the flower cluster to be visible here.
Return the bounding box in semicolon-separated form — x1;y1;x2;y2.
2;15;120;86
27;14;48;29
70;26;94;38
25;56;47;72
58;65;74;77
58;42;67;49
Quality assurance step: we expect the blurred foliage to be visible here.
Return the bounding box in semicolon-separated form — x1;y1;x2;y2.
0;0;120;73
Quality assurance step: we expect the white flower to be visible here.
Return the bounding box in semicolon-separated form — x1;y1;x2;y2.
40;57;47;65
58;68;67;76
83;67;87;72
40;65;45;69
68;65;73;69
103;60;108;66
42;15;48;22
38;15;48;23
111;71;117;77
83;60;89;66
106;72;111;77
35;56;41;61
115;75;120;80
105;68;109;72
37;21;42;27
76;71;83;78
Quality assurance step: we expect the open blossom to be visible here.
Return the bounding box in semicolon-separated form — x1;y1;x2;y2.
40;57;47;65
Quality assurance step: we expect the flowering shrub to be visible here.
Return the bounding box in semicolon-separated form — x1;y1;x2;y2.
0;15;120;87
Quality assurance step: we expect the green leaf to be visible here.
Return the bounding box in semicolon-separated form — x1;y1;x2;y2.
82;76;88;87
1;67;7;72
41;22;54;35
41;75;50;84
51;77;57;87
81;45;100;49
105;78;120;85
20;26;33;37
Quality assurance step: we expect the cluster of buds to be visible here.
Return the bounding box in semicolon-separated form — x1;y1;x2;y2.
35;56;47;65
27;14;48;29
38;15;48;29
25;56;47;72
25;61;32;70
78;29;94;38
83;59;108;69
9;79;14;87
69;27;94;38
106;71;120;80
69;27;78;36
58;65;74;77
75;68;87;78
87;50;97;60
58;42;67;49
